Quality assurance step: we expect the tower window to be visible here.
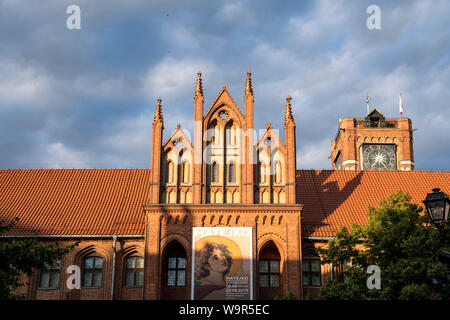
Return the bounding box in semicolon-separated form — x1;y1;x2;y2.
259;162;265;183
212;162;218;183
334;151;342;170
182;161;189;183
370;117;380;127
274;161;281;184
167;161;174;183
228;162;235;182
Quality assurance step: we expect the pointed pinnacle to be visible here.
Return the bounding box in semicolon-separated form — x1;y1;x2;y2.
195;71;203;96
153;97;163;125
245;70;253;95
284;95;294;125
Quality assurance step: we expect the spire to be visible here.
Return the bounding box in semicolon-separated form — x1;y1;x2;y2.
284;96;294;125
195;71;203;96
245;70;253;95
153;97;163;126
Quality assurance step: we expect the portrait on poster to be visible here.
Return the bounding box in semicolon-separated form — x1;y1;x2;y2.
191;227;253;300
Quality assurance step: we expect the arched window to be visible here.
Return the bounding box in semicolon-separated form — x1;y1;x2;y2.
212;124;219;145
274;161;281;184
167;161;174;183
39;259;61;289
260;162;266;183
212;162;218;183
182;161;189;183
162;241;187;289
259;242;281;289
225;121;235;146
228;162;235;182
82;256;103;288
124;256;144;287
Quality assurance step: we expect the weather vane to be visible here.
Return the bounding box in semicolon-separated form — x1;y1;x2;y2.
366;94;372;114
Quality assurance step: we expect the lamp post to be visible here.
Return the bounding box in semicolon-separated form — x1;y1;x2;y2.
423;188;450;265
422;188;450;226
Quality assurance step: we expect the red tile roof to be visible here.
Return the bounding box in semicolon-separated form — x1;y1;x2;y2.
0;169;151;235
0;169;448;237
297;170;450;238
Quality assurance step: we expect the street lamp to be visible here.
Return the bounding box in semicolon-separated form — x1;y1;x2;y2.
422;188;450;226
423;188;450;268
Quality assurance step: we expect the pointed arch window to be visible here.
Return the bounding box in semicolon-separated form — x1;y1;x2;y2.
225;121;236;147
228;162;235;182
212;162;218;183
181;161;189;183
167;160;174;183
213;124;219;145
259;242;281;288
259;162;266;183
274;161;281;184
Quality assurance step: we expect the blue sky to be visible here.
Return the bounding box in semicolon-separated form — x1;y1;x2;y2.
0;0;449;170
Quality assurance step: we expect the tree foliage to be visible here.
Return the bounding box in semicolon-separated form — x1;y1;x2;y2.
274;290;299;300
318;191;449;300
0;218;76;299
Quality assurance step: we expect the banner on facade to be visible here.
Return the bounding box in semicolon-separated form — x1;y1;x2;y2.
191;227;253;300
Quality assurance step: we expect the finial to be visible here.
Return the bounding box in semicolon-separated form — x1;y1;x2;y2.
177;123;181;129
222;84;227;89
284;96;294;125
245;70;253;95
195;71;203;96
266;121;272;129
153;97;163;125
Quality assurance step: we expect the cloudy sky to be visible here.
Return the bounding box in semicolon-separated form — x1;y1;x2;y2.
0;0;449;170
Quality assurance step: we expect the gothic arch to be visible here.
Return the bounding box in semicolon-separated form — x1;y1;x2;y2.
160;239;189;300
74;244;110;266
257;239;285;300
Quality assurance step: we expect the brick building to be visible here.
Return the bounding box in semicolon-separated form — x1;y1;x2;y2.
1;72;449;300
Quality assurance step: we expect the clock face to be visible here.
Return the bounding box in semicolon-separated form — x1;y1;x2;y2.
362;144;397;170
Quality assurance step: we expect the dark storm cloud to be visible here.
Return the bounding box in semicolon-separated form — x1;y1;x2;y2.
0;0;449;170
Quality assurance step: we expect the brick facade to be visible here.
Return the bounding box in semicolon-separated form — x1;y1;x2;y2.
5;73;446;301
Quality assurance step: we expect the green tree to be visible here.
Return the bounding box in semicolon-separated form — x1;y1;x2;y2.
274;290;299;300
0;218;76;299
318;191;449;300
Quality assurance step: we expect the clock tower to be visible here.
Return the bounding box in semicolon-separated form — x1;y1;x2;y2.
331;108;415;171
